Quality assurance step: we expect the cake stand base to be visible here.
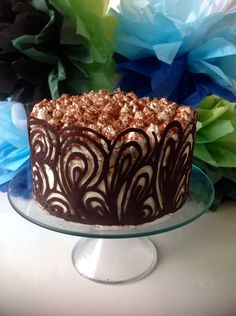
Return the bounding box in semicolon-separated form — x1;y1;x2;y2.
72;237;158;284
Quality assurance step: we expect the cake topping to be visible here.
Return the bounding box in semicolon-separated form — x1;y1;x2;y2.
30;90;195;140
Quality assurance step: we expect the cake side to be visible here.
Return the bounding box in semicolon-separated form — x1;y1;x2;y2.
29;90;196;225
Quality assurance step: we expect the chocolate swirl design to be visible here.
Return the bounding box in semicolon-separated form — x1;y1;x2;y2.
29;117;196;225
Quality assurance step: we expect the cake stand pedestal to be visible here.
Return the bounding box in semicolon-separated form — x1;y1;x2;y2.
72;237;157;283
8;166;214;284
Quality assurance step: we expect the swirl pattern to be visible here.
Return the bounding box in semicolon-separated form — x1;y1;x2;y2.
29;117;196;225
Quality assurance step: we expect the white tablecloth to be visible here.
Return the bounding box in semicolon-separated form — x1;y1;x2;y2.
0;192;236;316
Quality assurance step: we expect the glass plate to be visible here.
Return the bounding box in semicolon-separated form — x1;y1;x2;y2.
8;165;214;239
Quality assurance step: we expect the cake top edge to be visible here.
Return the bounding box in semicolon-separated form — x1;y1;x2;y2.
30;89;196;140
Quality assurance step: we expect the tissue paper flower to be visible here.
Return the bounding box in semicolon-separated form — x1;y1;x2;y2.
111;0;236;106
49;0;118;94
195;95;236;167
0;101;30;192
0;0;50;106
194;95;236;207
13;0;117;106
0;0;117;109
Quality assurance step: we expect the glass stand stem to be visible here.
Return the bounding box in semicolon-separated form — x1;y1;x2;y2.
72;237;158;284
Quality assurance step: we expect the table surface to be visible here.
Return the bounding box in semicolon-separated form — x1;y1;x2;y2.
0;192;236;316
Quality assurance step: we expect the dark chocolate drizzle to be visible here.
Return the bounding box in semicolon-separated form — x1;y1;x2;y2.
29;117;196;225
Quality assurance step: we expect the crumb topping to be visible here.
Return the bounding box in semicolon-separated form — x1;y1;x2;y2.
30;90;196;140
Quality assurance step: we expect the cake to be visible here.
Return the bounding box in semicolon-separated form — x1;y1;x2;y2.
29;90;196;225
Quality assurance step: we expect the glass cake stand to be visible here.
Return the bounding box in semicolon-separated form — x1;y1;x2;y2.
8;165;214;284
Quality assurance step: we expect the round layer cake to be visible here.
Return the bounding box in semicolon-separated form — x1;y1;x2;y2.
29;90;196;225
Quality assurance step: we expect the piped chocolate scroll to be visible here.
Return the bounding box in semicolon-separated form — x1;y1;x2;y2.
29;115;196;225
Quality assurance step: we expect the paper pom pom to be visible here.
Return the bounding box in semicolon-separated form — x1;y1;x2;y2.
0;0;117;109
0;0;51;106
49;0;117;93
195;95;236;167
0;101;30;190
13;0;117;105
194;95;236;206
111;0;236;105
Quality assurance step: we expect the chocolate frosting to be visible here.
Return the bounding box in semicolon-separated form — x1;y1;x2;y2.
29;117;196;225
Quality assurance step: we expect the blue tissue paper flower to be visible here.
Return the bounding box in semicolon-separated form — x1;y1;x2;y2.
0;101;30;192
110;0;236;106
